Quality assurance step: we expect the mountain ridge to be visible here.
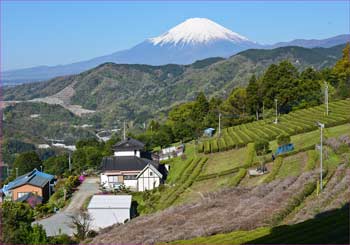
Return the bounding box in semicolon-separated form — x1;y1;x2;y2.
2;17;349;85
4;44;346;125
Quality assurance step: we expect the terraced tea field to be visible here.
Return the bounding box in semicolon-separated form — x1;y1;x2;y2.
198;99;350;154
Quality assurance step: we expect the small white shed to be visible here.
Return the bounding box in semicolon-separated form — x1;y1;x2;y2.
87;195;132;230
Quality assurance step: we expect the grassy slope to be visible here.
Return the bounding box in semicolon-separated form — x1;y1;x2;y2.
170;203;349;244
158;123;350;210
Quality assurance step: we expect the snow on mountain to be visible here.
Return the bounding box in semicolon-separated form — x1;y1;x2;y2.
149;18;250;46
2;18;349;85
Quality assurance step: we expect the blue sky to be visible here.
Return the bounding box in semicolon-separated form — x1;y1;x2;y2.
1;1;349;71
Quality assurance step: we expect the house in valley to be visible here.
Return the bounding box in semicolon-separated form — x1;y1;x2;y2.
1;169;55;203
100;138;164;191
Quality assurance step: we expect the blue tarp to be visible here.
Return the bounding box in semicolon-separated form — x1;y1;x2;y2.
276;143;294;155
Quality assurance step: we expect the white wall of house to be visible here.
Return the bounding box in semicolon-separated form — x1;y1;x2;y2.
101;173;138;190
114;151;140;157
137;167;161;192
124;179;138;189
100;173;109;188
88;208;130;230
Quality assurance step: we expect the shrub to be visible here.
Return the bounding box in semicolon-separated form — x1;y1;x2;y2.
197;143;204;153
264;157;283;183
277;134;291;146
305;150;318;171
218;138;227;151
204;141;211;154
229;168;247;187
271;181;316;225
255;139;270;156
224;135;234;149
245;143;256;167
210;140;219;153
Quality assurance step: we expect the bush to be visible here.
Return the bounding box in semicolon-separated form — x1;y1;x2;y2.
229;168;247;187
224;135;234;149
264;157;283;183
210;140;219;153
305;150;318;171
277;134;291;146
218;138;227;151
197;143;204;153
255;139;270;156
271;181;316;225
245;143;256;167
204;141;211;154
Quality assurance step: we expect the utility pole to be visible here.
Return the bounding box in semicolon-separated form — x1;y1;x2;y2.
123;121;126;140
262;102;265;119
16;167;18;178
274;99;278;124
317;122;325;192
325;82;329;116
68;152;72;171
40;165;43;172
218;112;222;137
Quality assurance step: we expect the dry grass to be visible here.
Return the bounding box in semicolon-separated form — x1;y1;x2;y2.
90;171;319;244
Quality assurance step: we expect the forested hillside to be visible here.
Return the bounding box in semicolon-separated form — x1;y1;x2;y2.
3;44;346;126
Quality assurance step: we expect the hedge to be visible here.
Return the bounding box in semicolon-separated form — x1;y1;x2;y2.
204;141;211;154
263;156;283;183
210;139;219;153
305;150;318;171
228;168;247;187
271;181;317;225
218;138;227;151
197;143;204;153
245;143;256;167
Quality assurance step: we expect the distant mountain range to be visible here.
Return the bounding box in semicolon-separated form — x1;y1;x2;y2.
4;44;346;126
2;18;349;85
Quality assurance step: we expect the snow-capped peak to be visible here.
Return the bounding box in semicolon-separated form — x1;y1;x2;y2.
149;18;249;46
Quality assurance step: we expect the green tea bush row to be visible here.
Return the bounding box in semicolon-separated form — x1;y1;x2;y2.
271;181;316;225
263;157;283;183
228;168;247;187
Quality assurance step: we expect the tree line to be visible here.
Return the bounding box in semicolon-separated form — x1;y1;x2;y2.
133;44;350;150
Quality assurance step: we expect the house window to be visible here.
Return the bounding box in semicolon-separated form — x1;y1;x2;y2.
17;191;37;198
108;176;119;183
149;171;153;176
18;192;30;198
124;175;137;180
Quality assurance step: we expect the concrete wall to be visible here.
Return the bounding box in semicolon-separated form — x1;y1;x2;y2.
114;151;140;157
88;208;130;230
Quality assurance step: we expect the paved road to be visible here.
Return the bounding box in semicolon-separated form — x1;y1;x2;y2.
35;177;99;236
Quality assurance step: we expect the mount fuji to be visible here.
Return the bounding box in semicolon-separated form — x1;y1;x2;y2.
3;18;349;84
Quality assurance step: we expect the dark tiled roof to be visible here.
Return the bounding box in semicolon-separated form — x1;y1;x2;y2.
101;156;158;172
114;138;145;151
4;169;54;191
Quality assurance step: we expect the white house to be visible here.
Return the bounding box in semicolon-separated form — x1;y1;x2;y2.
100;138;164;191
88;195;132;230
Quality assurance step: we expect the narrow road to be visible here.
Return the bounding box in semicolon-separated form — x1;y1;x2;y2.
35;177;99;236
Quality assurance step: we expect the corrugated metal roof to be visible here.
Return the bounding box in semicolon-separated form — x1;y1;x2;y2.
2;169;54;192
88;195;132;209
